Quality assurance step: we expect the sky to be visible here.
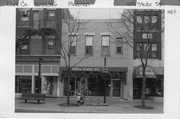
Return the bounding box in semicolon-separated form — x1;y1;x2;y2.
69;8;123;19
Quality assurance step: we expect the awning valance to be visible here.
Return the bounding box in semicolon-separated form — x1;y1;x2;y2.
133;65;156;78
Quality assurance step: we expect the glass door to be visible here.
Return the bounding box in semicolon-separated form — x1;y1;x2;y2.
112;79;121;97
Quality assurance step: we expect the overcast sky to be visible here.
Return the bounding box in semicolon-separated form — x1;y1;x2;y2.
69;8;123;19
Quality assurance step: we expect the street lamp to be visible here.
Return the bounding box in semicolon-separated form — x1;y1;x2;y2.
103;57;108;103
36;57;43;94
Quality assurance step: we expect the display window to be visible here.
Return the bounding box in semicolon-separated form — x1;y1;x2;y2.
15;76;32;93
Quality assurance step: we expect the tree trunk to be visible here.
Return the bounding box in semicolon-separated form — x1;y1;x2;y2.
67;69;70;106
104;76;106;103
141;67;146;107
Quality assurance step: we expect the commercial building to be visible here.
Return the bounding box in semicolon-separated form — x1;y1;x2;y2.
15;9;164;101
132;10;164;101
15;8;63;97
60;18;133;99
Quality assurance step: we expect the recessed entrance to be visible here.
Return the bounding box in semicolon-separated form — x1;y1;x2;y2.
112;79;121;97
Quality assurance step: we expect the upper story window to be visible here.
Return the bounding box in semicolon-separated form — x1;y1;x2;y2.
33;11;40;29
20;10;29;27
142;33;153;39
137;16;142;23
136;15;158;25
135;43;160;59
151;43;158;58
47;40;55;49
69;35;77;55
48;10;55;18
102;35;110;56
18;37;30;55
20;10;29;17
116;37;123;55
85;35;93;56
152;16;158;23
47;35;55;49
144;16;150;23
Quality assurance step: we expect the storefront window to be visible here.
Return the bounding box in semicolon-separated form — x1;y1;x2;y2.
155;75;164;97
44;77;54;96
15;76;31;93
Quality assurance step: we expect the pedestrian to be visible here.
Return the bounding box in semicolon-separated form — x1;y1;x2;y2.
76;92;81;106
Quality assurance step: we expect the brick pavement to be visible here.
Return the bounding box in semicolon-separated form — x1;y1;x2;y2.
15;96;163;113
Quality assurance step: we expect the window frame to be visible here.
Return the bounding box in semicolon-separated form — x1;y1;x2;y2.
47;40;55;49
18;36;30;55
19;10;30;27
116;37;123;55
101;35;110;57
135;42;159;59
69;35;77;55
33;11;40;29
85;35;94;56
47;10;56;19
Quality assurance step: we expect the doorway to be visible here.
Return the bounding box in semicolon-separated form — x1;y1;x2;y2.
35;76;41;94
112;79;121;97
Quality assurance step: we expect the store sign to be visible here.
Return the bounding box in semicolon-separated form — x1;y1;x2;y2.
139;71;155;76
72;67;100;71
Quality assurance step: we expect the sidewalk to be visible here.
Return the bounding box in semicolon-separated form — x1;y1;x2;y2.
15;96;163;113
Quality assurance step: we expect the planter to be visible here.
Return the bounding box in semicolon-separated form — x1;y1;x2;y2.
86;103;109;106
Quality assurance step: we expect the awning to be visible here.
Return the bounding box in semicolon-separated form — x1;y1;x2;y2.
154;67;164;75
133;65;156;78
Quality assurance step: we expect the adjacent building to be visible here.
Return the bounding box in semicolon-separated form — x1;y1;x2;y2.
132;10;164;100
15;8;64;97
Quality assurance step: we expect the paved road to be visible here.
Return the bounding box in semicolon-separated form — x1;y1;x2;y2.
15;97;163;113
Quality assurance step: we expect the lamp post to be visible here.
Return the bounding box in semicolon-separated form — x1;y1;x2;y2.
37;57;43;94
103;57;107;103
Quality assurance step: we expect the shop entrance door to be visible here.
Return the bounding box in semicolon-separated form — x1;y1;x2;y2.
35;76;41;94
112;79;121;97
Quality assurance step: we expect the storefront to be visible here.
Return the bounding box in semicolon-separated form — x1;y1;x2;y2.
61;67;127;98
15;63;62;97
133;65;164;101
15;63;128;98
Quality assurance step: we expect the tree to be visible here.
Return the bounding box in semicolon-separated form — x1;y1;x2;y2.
59;9;92;106
107;9;164;108
16;27;31;54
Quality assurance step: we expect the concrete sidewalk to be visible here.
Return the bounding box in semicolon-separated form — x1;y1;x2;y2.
15;97;163;113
